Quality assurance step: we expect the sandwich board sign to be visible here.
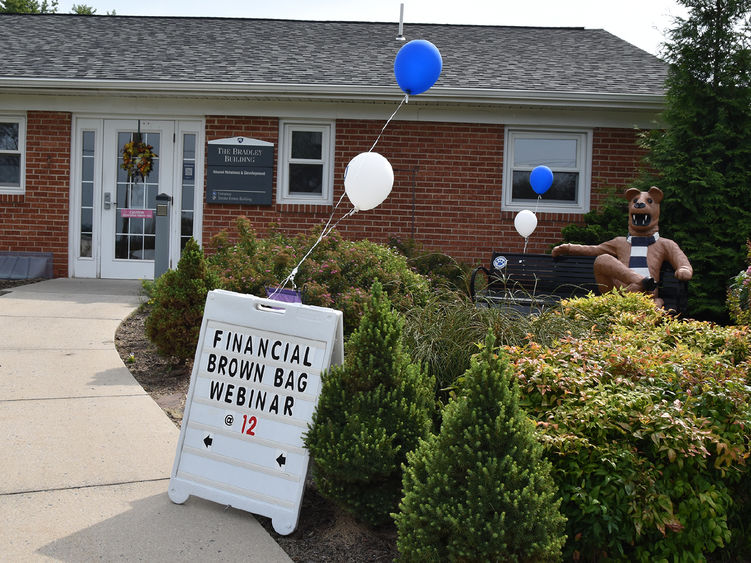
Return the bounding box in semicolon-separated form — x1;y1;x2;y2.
168;289;344;534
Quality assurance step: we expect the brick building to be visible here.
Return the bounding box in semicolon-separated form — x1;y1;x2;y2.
0;14;667;279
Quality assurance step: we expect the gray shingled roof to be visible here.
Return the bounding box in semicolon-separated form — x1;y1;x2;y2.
0;14;667;96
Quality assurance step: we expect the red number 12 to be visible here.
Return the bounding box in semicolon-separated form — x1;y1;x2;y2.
241;415;257;436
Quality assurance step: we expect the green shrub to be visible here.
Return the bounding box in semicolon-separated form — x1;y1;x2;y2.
145;238;218;362
402;286;596;398
208;219;430;336
396;331;566;561
304;281;435;526
505;292;751;560
388;236;470;292
727;240;751;326
557;191;627;247
558;287;665;329
402;287;529;395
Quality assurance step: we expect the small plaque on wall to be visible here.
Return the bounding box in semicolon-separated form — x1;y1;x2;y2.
206;137;274;205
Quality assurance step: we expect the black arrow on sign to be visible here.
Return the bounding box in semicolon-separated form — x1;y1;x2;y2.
203;435;213;448
276;453;287;468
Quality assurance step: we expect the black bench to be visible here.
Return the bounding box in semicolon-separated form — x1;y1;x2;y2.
469;252;689;315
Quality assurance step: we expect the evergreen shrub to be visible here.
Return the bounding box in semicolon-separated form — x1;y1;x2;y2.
505;291;751;560
145;238;219;362
727;240;751;326
557;191;628;247
395;331;567;561
633;0;751;321
304;281;435;526
208;219;430;336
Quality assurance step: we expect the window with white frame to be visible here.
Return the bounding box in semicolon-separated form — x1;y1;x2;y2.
503;129;591;214
0;116;25;195
277;120;335;205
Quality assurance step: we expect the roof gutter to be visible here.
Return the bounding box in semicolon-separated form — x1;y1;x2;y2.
0;77;665;111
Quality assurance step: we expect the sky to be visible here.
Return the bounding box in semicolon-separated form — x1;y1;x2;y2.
56;0;689;57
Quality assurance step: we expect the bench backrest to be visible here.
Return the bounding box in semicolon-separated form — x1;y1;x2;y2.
483;252;688;314
489;253;599;296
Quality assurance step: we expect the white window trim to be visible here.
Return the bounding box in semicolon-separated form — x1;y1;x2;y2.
276;120;335;206
175;120;205;250
0;114;26;195
70;118;103;278
502;128;592;214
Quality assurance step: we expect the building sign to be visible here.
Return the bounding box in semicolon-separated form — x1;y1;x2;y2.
168;290;344;535
206;137;274;205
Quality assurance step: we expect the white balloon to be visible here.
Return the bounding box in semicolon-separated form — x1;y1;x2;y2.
344;152;394;211
514;209;538;238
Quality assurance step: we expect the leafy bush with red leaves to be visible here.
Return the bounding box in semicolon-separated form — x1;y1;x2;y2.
505;291;751;560
208;218;429;336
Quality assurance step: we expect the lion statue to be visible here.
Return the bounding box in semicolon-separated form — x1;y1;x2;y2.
551;186;693;307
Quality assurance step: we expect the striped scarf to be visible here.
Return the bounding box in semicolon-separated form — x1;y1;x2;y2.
627;233;659;277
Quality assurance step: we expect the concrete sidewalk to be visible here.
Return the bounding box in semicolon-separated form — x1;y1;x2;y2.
0;278;291;562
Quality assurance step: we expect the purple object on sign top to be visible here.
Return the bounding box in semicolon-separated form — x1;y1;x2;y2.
265;287;302;303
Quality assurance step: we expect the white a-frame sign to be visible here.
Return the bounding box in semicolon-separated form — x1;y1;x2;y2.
168;289;344;534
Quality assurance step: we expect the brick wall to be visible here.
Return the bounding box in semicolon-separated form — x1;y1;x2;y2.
591;127;648;207
202;116;340;239
0;113;646;279
203;117;647;267
0;111;71;277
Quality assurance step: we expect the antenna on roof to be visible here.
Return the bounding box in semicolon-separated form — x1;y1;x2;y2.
396;3;406;41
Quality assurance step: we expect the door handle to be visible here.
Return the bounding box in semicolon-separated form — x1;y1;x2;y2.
104;192;113;209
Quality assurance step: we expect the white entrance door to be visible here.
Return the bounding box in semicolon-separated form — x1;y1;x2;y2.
101;120;175;279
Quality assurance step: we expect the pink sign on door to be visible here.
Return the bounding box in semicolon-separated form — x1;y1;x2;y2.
121;209;154;219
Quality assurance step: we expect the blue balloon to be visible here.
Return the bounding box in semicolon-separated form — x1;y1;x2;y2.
394;39;442;96
530;165;554;195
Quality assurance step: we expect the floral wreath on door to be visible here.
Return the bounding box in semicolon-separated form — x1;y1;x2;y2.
121;135;157;181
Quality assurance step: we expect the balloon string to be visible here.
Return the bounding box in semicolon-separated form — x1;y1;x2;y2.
273;94;407;299
522;237;530;254
534;195;541;214
369;94;408;152
270;192;351;299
